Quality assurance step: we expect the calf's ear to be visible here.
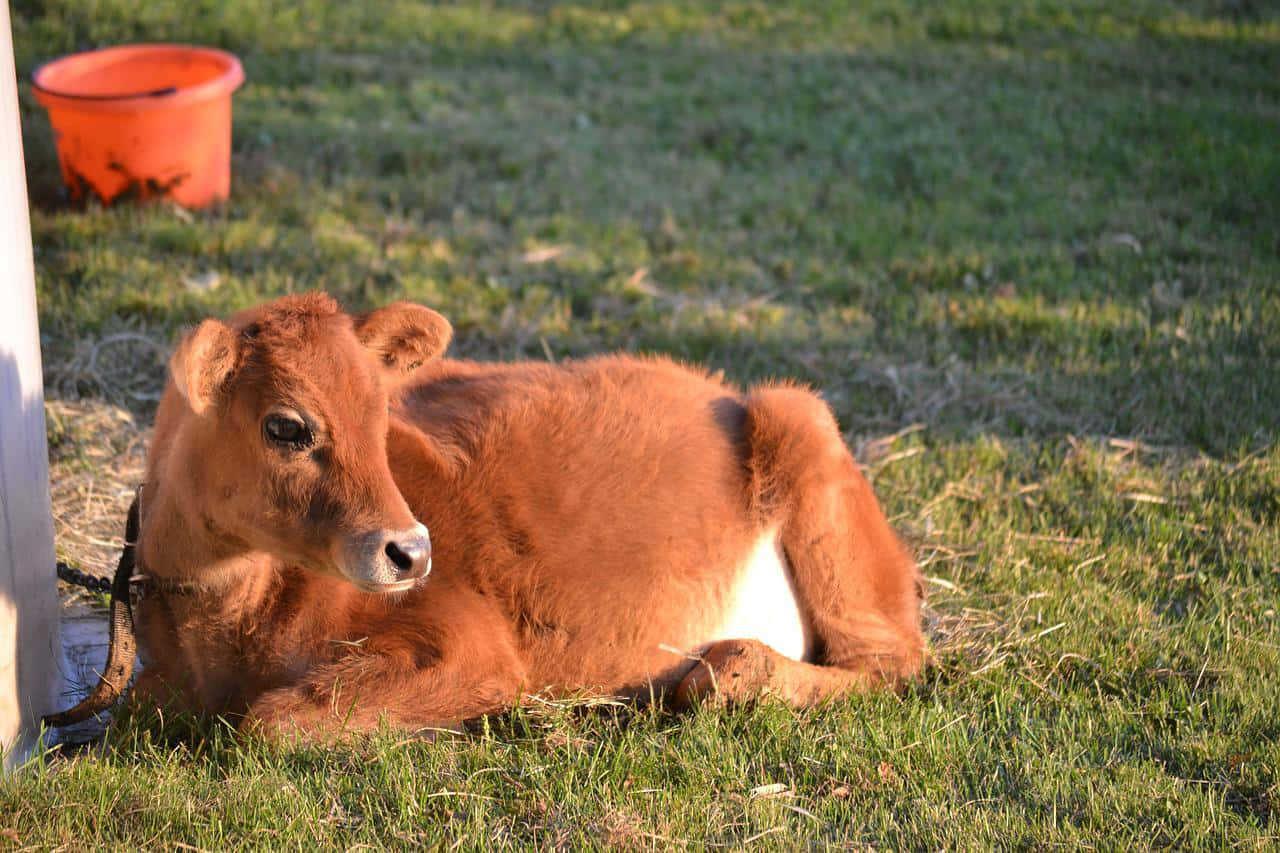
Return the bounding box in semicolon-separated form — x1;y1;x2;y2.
170;319;240;416
355;302;453;380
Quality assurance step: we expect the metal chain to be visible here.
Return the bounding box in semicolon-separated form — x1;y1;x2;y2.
55;561;114;594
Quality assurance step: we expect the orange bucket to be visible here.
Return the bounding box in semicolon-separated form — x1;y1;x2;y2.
32;44;245;208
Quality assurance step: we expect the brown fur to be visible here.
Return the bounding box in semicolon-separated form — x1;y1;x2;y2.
132;294;925;738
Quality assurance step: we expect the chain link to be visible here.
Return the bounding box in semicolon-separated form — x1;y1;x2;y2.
55;561;114;594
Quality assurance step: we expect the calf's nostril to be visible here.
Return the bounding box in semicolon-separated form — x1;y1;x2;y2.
384;534;430;576
385;540;415;574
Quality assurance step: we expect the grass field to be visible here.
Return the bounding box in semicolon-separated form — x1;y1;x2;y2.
4;0;1279;847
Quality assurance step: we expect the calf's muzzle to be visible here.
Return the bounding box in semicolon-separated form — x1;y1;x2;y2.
342;522;432;592
384;529;431;577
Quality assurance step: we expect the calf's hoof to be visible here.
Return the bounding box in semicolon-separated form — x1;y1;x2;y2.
673;638;779;709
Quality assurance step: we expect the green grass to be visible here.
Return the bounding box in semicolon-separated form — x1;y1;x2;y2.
5;0;1279;847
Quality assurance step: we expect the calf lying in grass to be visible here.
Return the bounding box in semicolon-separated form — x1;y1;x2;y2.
58;293;925;739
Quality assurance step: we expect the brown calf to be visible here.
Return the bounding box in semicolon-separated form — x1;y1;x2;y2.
125;293;925;737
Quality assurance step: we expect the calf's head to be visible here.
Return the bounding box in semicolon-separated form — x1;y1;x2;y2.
167;293;449;592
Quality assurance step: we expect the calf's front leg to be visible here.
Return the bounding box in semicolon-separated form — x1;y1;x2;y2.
243;620;528;741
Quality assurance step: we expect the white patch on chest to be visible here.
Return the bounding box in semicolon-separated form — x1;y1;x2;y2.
701;531;811;662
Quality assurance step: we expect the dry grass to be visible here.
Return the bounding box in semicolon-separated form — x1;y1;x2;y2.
45;398;149;600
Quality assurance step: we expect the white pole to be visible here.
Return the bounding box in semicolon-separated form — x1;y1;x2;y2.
0;0;60;769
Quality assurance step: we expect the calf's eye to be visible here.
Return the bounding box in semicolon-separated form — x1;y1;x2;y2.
263;413;313;448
